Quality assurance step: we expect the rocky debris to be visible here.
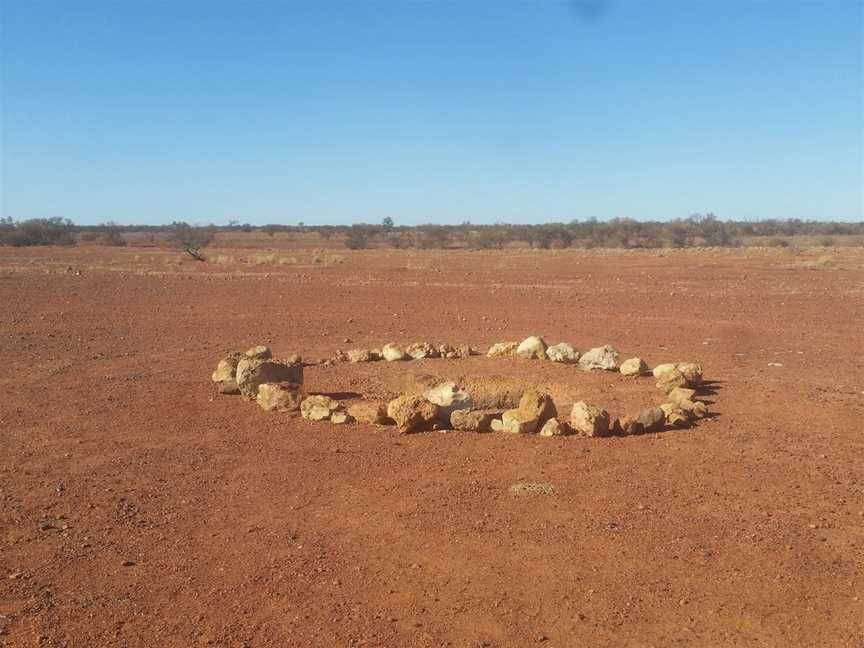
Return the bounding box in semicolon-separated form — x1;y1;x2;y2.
236;357;304;400
655;366;688;393
330;411;353;425
516;336;547;360
663;405;691;428
636;407;666;432
286;354;303;364
546;343;579;364
300;395;342;421
212;352;243;383
510;482;556;495
217;378;240;395
386;395;441;433
578;345;620;371
347;348;373;363
330;350;349;363
486;341;518;358
539;418;570;437
244;345;272;361
570;401;611;437
619;357;648;377
450;409;497;432
381;343;408;362
490;418;505;432
612;416;645;436
438;343;458;359
257;382;303;412
424;381;473;417
668;387;697;405
405;342;439;360
652;363;679;378
347;400;389;425
502;390;557;434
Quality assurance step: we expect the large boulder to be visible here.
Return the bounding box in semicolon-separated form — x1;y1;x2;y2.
347;400;389;424
578;345;620;371
236;357;304;400
516;336;547;360
381;343;408;362
486;341;519;358
257;382;303;412
424;381;473;417
300;395;341;421
450;409;497;432
405;342;439;360
570;401;611;437
501;390;556;434
386;395;441;433
546;343;579;364
619;357;648;377
539;418;570;437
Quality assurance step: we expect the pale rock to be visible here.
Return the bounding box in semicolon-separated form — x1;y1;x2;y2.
450;409;497;432
381;343;408;362
516;336;547;360
347;348;373;363
546;343;579;364
211;352;242;383
570;401;611;437
502;390;557;434
405;342;439;360
257;382;303;412
424;381;473;417
300;395;341;421
668;387;697;405
347;400;389;425
236;357;304;400
539;418;570;437
619;357;649;377
386;395;441;433
655;367;688;393
578;345;620;371
244;345;272;360
330;411;353;425
612;416;645;436
637;407;666;432
486;341;519;358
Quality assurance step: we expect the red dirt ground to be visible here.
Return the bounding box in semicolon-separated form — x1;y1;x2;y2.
1;245;862;648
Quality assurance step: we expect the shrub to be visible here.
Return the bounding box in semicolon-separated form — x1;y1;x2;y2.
169;222;215;260
0;217;76;246
344;226;372;250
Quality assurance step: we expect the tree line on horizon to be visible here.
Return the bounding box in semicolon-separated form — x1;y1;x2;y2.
1;214;863;251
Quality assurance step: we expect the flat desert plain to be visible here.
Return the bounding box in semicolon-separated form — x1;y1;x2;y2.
1;244;862;648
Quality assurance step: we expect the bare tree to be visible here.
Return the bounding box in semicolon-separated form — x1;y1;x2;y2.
170;222;214;261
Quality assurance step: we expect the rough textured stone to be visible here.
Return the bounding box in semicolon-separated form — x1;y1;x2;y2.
330;411;353;425
405;342;439;360
664;406;691;428
502;390;557;434
486;341;519;358
668;387;697;405
286;354;303;364
612;416;645;436
347;348;373;363
454;345;475;359
637;407;666;432
546;343;579;364
386;395;441;433
652;363;678;378
424;381;473;417
677;362;704;386
381;343;407;362
257;382;303;412
450;409;497;432
516;336;547;360
236;358;304;400
217;378;239;395
300;395;341;421
570;401;611;437
490;418;505;432
347;400;389;425
578;345;620;371
677;399;708;419
619;357;649;376
539;418;570;437
655;367;688;393
438;343;457;359
244;345;272;361
212;352;242;383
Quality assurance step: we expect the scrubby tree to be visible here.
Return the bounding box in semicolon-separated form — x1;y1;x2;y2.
170;221;214;261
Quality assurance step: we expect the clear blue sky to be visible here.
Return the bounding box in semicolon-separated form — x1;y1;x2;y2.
1;0;862;226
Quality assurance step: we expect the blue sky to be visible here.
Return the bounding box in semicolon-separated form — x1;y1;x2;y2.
1;1;862;225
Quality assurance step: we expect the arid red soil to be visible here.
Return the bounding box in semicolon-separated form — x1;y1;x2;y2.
1;244;863;648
